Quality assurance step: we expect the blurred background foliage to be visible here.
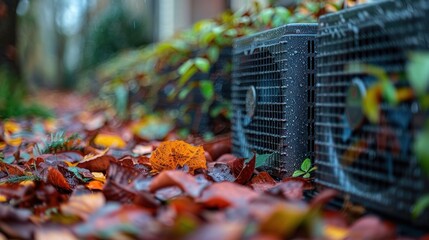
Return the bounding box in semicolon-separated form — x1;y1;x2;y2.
0;0;360;134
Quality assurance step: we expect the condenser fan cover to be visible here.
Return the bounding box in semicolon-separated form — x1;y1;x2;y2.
232;24;317;177
316;0;429;228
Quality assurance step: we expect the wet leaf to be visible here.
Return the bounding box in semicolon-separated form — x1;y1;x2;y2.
149;140;207;174
301;158;312;172
198;182;258;208
207;163;235;182
149;170;209;198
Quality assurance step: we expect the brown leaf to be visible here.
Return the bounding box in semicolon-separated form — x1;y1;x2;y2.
235;154;255;184
149;170;209;198
77;155;113;173
47;167;72;191
186;221;245;240
203;135;232;161
103;161;158;208
60;192;105;220
347;216;396;240
150;140;207;174
198;182;258;208
0;161;25;177
309;189;338;209
268;180;304;201
250;172;277;193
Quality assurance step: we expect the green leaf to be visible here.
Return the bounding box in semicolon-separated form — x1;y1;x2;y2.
199;80;214;100
255;153;273;168
381;81;398;105
303;173;311;179
194;58;210;73
414;123;429;176
300;158;312;172
292;170;305;177
178;86;193;100
259;8;274;25
412;194;429;218
178;59;194;76
407;52;429;96
207;46;220;63
178;66;197;88
308;166;317;173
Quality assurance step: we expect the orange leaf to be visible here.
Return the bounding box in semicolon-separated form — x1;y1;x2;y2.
93;133;126;149
86;180;104;190
149;140;207;174
47;167;72;191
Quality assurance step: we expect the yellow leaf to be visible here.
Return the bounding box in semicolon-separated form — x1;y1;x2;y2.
94;134;126;149
91;172;106;183
0;142;6;151
20;180;35;187
4;121;22;147
0;195;7;202
4;121;21;133
362;84;382;123
149;140;207;174
324;225;349;240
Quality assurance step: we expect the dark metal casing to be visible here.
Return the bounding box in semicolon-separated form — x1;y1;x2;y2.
232;24;317;177
316;0;429;228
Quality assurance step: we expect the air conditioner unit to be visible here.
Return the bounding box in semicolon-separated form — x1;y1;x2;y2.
315;0;429;228
232;24;317;177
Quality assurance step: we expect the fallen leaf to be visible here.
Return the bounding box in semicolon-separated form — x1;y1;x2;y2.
3;121;22;147
259;203;308;238
149;140;207;174
93;133;126;149
186;221;245;240
77;155;113;173
202;136;232;161
347;216;395;240
198;182;258;208
46;167;72;191
60;192;105;220
149;170;209;198
207;163;235;182
250;172;276;193
0;161;25;177
86;180;104;190
34;227;77;240
103;161;158;208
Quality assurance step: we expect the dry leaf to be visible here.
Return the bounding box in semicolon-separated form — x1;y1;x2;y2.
60;192;105;220
46;167;72;191
86;180;104;191
149;170;209;198
149;140;207;174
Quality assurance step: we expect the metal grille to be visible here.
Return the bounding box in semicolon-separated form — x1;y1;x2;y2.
316;0;429;228
232;24;317;177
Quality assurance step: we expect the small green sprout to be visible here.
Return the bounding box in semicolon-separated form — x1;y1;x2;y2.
292;158;317;178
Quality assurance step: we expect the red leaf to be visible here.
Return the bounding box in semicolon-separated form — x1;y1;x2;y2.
250;172;277;193
149;170;209;198
235;154;255;184
347;216;396;240
0;161;25;177
186;222;245;240
77;155;113;172
267;181;304;201
198;182;258;208
46;167;72;191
